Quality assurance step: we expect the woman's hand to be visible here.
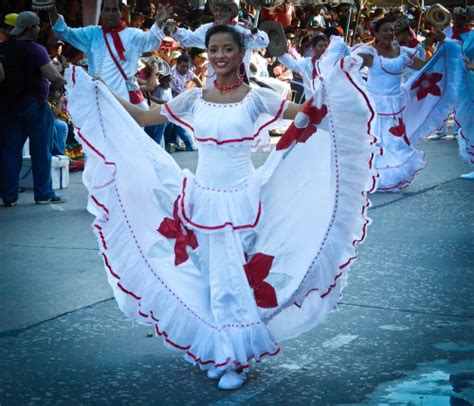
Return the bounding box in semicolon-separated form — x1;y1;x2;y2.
155;4;173;28
464;58;474;71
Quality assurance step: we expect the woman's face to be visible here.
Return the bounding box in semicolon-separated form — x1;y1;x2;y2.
207;32;244;77
375;23;394;45
312;39;327;58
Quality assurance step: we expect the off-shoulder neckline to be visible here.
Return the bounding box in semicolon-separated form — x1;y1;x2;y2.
199;87;254;106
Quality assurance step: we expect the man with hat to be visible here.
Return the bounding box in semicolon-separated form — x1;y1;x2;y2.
170;0;269;86
46;0;171;109
0;11;67;206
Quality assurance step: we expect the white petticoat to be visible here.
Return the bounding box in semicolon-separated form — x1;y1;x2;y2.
66;56;377;371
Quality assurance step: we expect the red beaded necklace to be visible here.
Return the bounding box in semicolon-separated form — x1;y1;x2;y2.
213;76;244;91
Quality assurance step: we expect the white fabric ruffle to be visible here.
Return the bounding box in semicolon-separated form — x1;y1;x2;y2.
66;54;377;371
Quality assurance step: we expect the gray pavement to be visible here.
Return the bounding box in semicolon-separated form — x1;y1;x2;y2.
1;137;473;405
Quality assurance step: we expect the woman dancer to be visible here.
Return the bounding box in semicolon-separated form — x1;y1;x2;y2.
455;19;474;180
278;34;350;102
278;34;329;101
67;25;377;389
355;19;458;192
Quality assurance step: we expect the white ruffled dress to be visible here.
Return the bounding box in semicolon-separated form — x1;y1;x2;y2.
66;55;377;372
455;30;474;168
354;41;459;192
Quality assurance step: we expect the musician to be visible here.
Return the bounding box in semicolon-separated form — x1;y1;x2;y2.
170;0;268;87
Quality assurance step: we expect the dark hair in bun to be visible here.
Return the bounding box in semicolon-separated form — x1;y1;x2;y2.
205;24;245;49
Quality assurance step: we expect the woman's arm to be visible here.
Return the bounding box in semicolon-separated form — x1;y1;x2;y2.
114;92;168;126
191;74;203;88
148;94;167;104
357;53;373;68
283;101;302;120
409;57;427;71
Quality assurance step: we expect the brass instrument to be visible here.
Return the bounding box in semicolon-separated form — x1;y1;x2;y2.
425;4;452;30
32;0;55;10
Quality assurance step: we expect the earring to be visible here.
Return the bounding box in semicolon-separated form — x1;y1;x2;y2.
237;62;245;79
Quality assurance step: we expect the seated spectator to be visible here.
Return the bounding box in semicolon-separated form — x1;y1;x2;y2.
145;75;172;147
49;82;68;155
171;53;203;96
189;47;208;87
169;54;200;151
309;6;326;30
47;35;67;75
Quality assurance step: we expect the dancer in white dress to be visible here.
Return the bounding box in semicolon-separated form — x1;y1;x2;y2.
355;19;459;192
279;34;329;101
66;25;377;389
454;16;474;180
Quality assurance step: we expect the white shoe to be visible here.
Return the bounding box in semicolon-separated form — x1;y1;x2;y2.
460;171;474;180
427;132;447;140
217;370;247;390
207;368;225;380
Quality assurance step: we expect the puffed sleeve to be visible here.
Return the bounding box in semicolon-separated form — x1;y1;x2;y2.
160;88;200;132
351;44;376;58
247;87;290;151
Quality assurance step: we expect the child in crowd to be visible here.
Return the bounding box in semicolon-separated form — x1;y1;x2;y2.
145;75;173;147
167;54;202;151
48;82;84;170
170;53;203;97
48;82;69;155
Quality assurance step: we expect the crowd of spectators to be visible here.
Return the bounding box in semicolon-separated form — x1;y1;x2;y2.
0;0;464;206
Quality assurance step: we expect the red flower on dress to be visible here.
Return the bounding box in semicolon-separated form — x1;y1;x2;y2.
276;99;328;151
410;72;443;101
158;199;198;266
389;118;410;146
244;253;278;308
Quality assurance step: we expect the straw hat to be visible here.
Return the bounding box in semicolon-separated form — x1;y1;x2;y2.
209;0;240;18
260;20;288;57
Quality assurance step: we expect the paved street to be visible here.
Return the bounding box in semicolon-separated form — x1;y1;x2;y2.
1;137;473;405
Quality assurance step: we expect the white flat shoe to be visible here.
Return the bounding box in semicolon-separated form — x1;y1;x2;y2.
217;370;247;390
427;132;447;140
207;368;225;380
460;171;474;180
